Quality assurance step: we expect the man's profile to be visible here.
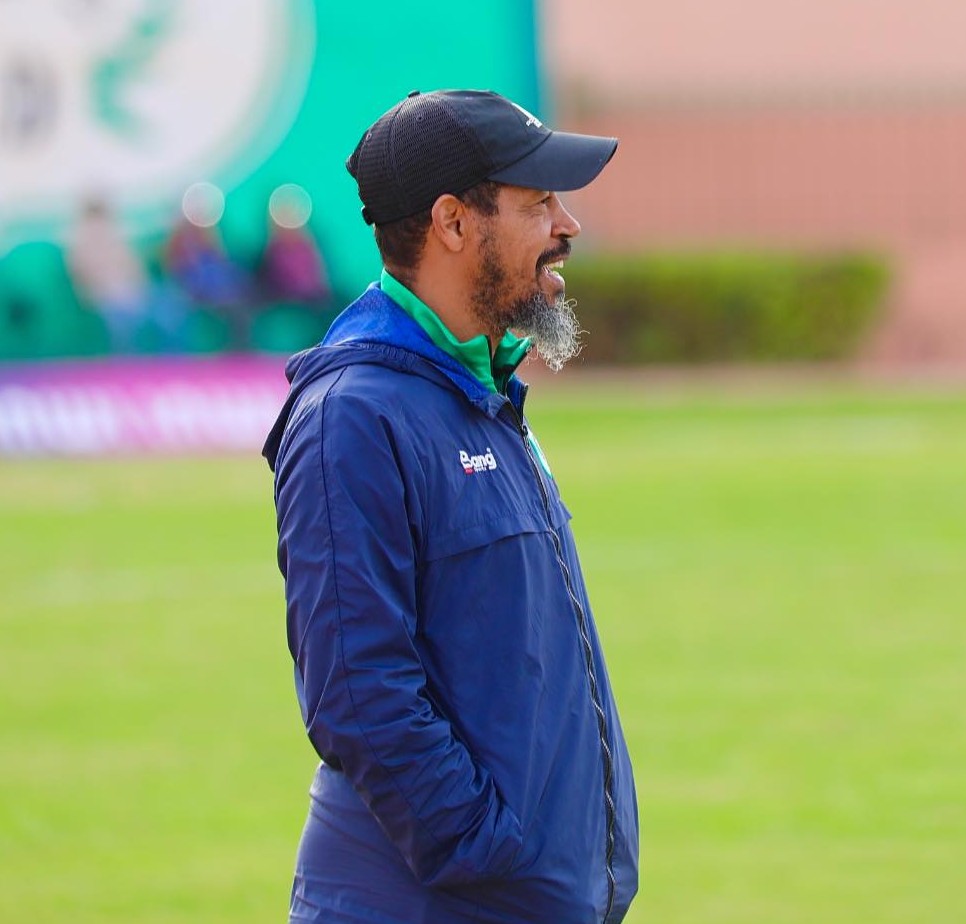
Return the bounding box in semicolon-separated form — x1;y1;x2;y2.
263;88;639;924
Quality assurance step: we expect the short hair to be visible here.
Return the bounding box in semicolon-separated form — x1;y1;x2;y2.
374;180;502;285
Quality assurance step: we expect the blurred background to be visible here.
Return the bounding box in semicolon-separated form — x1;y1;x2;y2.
1;2;964;922
4;0;966;451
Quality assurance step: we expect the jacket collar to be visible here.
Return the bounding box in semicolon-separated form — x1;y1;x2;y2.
380;269;531;395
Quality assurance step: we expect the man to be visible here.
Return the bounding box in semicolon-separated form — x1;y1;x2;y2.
263;89;639;924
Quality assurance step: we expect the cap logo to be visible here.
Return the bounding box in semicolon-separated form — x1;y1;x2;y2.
511;102;542;129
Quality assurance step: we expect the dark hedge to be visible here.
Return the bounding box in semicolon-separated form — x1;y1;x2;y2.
564;251;890;364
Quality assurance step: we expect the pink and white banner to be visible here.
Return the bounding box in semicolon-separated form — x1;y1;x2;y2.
0;356;290;456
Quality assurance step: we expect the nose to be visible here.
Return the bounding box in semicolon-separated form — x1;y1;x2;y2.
551;194;581;239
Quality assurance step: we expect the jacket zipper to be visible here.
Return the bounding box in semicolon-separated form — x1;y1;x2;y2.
504;401;617;919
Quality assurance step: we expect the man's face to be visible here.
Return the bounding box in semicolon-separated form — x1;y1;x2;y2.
469;185;584;371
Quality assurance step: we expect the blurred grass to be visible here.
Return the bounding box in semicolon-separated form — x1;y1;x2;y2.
1;378;964;922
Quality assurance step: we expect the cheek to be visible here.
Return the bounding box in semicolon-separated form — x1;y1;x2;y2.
501;243;535;283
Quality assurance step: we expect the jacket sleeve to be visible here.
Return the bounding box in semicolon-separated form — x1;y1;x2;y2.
274;383;524;887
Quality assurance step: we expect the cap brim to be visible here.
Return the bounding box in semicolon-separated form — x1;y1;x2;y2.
487;130;618;192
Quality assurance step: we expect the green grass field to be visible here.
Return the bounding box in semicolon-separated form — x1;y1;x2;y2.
2;376;964;922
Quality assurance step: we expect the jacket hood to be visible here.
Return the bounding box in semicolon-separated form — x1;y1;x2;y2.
262;284;521;470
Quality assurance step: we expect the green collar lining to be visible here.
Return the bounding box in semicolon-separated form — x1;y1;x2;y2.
381;269;530;394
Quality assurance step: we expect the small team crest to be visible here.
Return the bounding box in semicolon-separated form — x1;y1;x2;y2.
527;432;553;479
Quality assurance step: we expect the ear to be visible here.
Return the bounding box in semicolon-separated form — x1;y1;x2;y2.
429;194;469;254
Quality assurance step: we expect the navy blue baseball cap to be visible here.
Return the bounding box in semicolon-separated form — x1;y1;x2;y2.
346;89;618;226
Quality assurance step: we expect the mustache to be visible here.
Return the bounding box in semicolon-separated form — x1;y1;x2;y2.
537;240;572;269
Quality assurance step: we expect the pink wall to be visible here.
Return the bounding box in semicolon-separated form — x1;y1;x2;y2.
542;0;966;365
543;0;966;103
563;105;966;249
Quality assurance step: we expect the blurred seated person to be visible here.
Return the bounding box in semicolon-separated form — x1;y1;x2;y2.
257;184;332;308
165;182;254;350
68;195;187;354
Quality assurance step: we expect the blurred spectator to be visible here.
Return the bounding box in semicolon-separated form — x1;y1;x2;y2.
67;196;149;352
165;182;255;350
67;195;188;353
258;183;332;308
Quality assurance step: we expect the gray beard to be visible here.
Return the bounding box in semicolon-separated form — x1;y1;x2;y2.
506;292;583;373
471;232;584;372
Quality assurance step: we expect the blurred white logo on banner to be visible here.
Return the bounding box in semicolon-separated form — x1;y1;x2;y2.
0;0;315;237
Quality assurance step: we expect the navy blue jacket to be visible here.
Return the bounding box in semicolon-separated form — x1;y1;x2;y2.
264;285;639;923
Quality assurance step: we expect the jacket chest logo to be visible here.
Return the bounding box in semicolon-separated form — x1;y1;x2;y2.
459;447;497;475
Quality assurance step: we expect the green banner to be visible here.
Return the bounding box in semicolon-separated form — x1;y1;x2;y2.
0;0;541;359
